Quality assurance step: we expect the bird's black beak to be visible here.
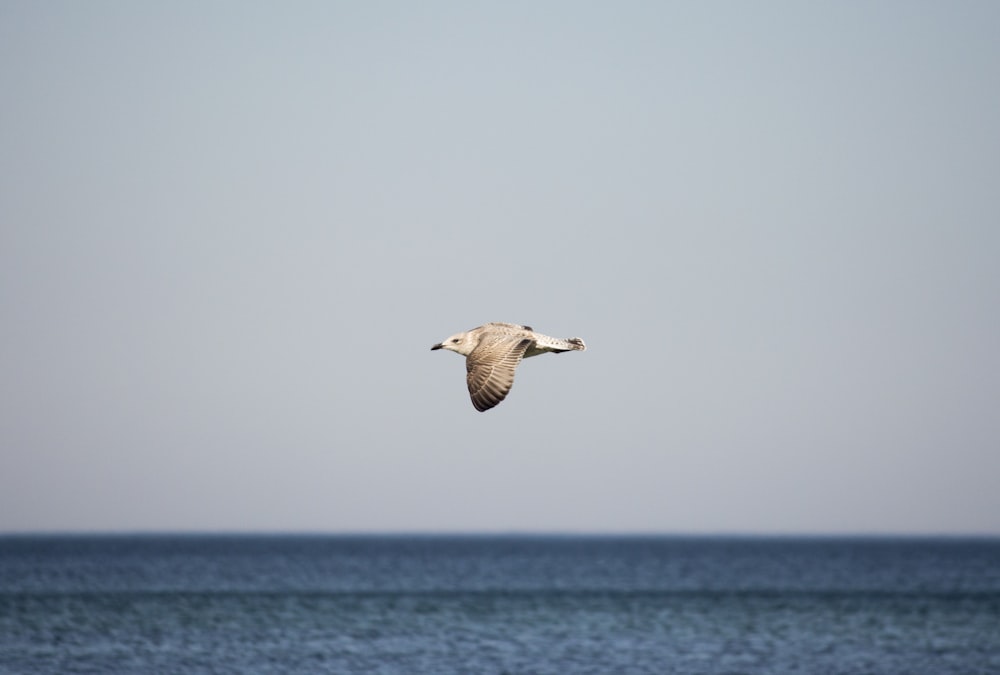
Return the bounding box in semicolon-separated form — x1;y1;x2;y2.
431;343;443;350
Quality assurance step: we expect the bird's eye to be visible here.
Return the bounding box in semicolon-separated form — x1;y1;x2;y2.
451;338;460;343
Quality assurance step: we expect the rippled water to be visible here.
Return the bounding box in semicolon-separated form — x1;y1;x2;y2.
2;536;999;673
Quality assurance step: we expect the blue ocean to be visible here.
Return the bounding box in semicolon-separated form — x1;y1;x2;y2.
1;535;998;674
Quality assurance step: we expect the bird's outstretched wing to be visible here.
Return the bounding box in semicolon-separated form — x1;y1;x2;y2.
466;335;533;411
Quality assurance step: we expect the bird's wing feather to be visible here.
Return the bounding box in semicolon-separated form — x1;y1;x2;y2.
483;322;533;332
466;335;533;411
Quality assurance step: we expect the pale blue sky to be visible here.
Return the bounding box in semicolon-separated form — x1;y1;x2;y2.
2;1;998;534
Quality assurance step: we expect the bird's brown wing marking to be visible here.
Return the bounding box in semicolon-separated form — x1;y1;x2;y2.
482;322;533;332
466;336;533;411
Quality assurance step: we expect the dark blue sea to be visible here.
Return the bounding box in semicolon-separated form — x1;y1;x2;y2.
1;535;998;674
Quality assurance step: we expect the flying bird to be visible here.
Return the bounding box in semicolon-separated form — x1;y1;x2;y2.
431;322;586;411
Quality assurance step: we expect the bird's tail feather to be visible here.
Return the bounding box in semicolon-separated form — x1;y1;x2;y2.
534;335;586;353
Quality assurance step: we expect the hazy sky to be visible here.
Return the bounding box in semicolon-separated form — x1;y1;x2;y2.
2;1;998;534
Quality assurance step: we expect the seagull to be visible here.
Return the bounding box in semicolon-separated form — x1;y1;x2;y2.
431;322;586;411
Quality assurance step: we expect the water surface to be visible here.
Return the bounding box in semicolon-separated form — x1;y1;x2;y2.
2;535;998;673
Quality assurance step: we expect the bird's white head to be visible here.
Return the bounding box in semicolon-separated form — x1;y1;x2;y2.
431;330;477;356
